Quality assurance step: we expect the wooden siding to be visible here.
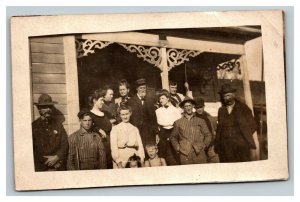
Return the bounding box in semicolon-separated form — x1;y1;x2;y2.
30;36;69;130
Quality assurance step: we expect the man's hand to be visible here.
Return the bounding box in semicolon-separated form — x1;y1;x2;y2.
43;155;59;167
155;134;160;144
99;129;107;138
110;119;117;124
184;82;189;90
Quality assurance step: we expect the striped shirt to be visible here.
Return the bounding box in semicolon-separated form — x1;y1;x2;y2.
67;128;106;170
170;113;212;156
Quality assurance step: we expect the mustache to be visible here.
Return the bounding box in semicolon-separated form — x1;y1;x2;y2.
40;109;52;115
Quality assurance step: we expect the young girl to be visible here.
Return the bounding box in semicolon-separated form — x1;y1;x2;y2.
144;144;167;167
125;154;142;168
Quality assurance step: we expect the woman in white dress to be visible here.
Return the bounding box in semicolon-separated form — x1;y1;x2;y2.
110;105;145;168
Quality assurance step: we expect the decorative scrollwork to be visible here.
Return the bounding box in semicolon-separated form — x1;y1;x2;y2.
76;39;204;72
167;49;202;71
216;59;242;80
119;44;162;70
75;39;84;58
76;39;113;58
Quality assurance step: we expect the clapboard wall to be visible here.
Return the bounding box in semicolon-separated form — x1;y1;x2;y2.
30;36;69;130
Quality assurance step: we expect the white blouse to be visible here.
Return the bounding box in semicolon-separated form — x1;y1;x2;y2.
155;105;182;129
110;122;145;166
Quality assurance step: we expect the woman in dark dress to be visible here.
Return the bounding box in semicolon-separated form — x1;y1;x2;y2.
89;89;113;169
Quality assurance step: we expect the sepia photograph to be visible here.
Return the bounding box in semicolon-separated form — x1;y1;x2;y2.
10;10;288;190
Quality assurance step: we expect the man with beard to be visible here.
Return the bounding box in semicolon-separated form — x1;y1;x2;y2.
127;78;158;147
215;83;257;162
32;94;69;171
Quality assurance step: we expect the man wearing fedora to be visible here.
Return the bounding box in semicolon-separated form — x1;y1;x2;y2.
127;78;158;147
215;83;257;162
32;94;69;171
170;97;212;165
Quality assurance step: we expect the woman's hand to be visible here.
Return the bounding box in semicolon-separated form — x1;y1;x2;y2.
117;162;123;168
99;129;107;138
155;134;160;144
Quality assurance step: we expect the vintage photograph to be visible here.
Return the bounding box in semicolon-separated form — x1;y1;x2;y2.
11;10;288;190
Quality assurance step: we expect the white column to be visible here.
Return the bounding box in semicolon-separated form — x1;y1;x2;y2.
63;36;80;135
240;54;260;161
160;47;170;90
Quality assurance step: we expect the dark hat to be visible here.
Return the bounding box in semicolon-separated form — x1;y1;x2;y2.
179;97;197;108
34;94;58;106
135;78;147;87
218;83;236;95
77;108;92;119
195;98;205;108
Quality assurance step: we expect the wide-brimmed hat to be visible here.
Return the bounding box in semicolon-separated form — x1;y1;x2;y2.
135;78;147;87
218;83;236;95
34;94;57;106
179;97;197;108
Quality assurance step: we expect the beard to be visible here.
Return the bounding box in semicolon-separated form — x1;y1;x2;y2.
39;109;52;120
224;98;234;106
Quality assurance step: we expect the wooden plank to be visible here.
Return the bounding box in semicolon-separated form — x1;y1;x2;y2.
30;42;64;54
31;53;65;64
31;63;65;73
30;36;63;44
33;104;68;116
33;93;67;104
32;73;66;84
32;84;66;94
82;31;244;55
167;36;244;55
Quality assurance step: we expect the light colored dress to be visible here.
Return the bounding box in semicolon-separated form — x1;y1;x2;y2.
110;122;145;168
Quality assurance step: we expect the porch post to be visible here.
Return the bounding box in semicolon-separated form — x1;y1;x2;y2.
160;47;169;90
240;54;260;161
63;35;80;135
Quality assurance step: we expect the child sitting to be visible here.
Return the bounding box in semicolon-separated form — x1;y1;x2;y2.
144;144;167;167
125;154;142;168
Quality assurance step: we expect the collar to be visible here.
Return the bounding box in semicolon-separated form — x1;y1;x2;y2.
137;94;145;100
79;127;93;136
226;102;236;109
183;113;196;120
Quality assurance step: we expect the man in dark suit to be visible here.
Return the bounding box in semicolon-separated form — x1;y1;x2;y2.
215;83;257;162
127;78;158;147
32;94;69;171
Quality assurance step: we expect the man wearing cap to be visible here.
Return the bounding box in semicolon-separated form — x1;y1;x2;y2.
169;80;189;108
194;98;219;163
32;94;69;171
215;83;257;162
170;97;212;164
67;109;106;170
127;78;158;147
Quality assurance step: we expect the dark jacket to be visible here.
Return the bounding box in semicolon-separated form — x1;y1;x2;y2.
127;94;158;144
215;100;257;153
32;117;69;171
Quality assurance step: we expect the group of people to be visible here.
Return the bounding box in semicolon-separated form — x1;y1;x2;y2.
32;78;257;172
